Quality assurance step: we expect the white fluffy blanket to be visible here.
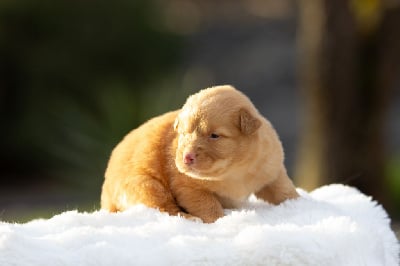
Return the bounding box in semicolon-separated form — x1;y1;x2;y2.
0;184;398;266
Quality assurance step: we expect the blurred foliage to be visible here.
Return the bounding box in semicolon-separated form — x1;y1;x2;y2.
350;0;382;33
0;0;185;192
387;157;400;206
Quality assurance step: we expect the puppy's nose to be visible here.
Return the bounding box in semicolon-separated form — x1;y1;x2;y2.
184;153;196;165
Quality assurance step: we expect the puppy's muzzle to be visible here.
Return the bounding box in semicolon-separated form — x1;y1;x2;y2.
183;153;196;165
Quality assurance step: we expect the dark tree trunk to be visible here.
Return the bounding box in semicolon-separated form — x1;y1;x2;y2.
296;0;400;209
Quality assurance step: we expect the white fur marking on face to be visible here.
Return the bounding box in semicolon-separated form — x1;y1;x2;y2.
178;107;198;133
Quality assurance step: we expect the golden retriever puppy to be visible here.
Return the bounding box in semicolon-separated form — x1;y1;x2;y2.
101;85;299;223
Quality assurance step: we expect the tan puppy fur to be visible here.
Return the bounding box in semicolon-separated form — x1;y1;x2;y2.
101;85;299;223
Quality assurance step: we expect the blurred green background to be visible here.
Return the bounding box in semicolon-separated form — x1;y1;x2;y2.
1;0;399;223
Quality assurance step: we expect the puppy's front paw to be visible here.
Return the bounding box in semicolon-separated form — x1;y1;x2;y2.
177;209;223;223
197;208;224;223
177;212;203;223
201;215;221;223
175;188;225;223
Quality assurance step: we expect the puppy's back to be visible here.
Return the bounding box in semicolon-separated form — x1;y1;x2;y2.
101;110;179;212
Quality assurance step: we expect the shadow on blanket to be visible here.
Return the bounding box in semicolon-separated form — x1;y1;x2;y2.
0;184;398;266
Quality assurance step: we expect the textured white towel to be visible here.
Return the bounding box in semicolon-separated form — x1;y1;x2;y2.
0;184;398;266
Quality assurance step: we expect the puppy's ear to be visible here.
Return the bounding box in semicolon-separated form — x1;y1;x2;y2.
239;108;261;135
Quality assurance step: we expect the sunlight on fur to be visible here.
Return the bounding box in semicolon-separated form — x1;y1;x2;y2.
101;85;299;223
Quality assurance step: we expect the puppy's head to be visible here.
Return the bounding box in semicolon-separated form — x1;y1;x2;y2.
174;85;262;180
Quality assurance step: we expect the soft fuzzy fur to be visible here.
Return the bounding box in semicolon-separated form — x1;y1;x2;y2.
101;85;298;222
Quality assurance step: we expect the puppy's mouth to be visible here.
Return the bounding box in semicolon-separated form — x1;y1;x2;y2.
175;154;228;181
183;168;224;181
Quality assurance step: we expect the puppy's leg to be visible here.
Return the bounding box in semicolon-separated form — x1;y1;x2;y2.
255;169;299;204
174;187;224;223
119;175;183;215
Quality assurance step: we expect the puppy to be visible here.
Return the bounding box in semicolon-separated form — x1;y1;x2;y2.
101;85;299;223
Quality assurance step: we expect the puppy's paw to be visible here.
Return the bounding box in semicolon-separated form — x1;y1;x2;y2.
200;213;224;223
195;207;224;223
177;212;203;223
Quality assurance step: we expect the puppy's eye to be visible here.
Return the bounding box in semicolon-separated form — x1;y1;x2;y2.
210;133;220;139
